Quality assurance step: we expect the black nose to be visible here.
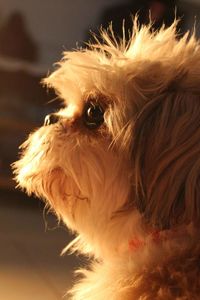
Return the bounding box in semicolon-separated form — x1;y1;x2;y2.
44;113;60;126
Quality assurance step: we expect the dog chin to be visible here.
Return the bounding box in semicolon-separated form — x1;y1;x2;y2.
13;123;131;235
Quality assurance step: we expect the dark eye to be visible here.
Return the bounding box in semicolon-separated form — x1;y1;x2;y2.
83;101;104;129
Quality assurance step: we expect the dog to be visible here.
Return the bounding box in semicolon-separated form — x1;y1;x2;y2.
13;19;200;299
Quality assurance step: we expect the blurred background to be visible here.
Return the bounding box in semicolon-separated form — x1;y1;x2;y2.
0;0;199;299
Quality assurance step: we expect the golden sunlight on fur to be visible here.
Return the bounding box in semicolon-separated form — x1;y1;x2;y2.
13;19;200;299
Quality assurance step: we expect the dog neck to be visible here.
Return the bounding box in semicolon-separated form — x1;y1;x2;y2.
129;230;161;251
128;224;196;252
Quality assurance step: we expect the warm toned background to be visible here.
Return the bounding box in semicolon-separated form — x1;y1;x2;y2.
0;1;200;299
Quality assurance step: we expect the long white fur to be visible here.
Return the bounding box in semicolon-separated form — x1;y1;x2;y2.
13;20;200;299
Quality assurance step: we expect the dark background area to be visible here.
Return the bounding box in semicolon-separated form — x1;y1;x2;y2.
0;1;200;299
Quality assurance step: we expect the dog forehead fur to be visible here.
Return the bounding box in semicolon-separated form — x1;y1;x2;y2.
13;21;200;299
46;22;200;106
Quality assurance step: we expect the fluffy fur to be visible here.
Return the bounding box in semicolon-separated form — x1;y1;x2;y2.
13;20;200;299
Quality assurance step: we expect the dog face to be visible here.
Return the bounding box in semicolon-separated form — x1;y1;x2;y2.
13;21;200;256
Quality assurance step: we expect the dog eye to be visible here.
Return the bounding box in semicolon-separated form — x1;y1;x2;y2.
83;101;104;129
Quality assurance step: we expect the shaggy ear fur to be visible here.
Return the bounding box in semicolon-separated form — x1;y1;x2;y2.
129;90;200;229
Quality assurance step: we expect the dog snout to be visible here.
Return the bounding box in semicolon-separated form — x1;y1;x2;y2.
44;113;60;126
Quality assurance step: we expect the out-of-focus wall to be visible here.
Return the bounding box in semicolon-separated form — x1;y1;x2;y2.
0;0;199;66
181;0;200;37
0;0;122;66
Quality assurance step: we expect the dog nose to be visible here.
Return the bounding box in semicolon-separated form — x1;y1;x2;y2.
44;113;60;126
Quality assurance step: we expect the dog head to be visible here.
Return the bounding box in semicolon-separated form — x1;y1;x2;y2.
13;21;200;257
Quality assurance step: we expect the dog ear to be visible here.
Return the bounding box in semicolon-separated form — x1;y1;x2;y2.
129;91;200;229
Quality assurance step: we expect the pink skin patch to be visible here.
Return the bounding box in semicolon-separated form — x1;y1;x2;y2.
129;231;162;251
129;237;146;251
